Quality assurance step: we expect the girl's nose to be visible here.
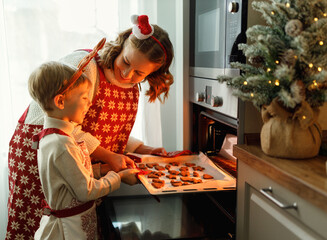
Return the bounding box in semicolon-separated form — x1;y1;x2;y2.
122;68;133;79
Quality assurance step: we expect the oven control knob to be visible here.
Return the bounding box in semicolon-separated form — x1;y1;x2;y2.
211;96;223;107
228;2;239;13
195;92;205;102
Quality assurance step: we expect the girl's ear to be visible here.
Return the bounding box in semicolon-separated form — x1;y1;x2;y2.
53;94;65;110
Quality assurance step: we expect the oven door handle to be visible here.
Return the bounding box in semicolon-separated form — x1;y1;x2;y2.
260;187;297;210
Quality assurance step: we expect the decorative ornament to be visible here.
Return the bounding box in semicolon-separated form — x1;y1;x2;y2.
131;15;154;40
282;49;297;67
285;19;303;37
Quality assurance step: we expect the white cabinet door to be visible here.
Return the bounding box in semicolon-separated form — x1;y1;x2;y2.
236;160;327;240
247;186;323;240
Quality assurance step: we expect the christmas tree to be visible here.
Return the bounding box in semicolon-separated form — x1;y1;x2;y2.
218;0;327;111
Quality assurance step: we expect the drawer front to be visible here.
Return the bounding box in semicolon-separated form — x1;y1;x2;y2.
247;185;324;240
237;161;327;239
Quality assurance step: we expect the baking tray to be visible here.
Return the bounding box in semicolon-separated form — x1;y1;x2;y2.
131;152;236;195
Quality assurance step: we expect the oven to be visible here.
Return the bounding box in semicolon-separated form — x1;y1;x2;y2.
187;0;250;239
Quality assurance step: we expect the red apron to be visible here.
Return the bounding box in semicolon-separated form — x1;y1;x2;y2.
82;64;139;154
6;107;43;240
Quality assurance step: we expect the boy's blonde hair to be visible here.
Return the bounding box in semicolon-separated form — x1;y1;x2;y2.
28;61;88;112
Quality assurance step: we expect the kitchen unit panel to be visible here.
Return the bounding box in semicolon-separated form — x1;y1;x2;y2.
235;145;327;240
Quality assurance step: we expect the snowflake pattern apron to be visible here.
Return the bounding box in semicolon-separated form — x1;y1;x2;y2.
33;128;97;240
6;107;43;240
82;65;139;154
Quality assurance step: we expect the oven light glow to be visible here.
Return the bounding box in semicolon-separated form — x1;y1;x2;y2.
112;221;142;231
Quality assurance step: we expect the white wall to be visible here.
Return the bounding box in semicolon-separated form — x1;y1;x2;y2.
159;0;191;152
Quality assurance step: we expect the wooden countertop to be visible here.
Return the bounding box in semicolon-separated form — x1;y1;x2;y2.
233;144;327;213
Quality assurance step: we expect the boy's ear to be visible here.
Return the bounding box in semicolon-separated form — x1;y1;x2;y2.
53;94;65;109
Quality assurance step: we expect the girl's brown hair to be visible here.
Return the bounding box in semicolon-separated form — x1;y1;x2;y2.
99;25;174;102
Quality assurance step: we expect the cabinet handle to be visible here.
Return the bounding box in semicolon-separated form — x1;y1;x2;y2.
260;187;298;210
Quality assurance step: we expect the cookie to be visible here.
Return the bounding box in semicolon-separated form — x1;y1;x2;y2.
193;166;205;171
165;164;172;170
168;170;179;175
169;162;179;166
180;177;193;182
180;171;190;177
151;179;165;189
166;174;177;179
138;164;147;170
193;178;203;184
147;173;159;178
185;162;196;167
203;174;213;179
179;166;189;172
193;171;199;177
171;180;183;187
146;163;159;168
155;165;165;171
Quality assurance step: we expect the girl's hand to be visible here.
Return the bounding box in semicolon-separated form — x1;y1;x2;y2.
149;147;167;156
134;144;167;156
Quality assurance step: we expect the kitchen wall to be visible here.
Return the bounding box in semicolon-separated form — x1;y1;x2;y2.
158;0;191;151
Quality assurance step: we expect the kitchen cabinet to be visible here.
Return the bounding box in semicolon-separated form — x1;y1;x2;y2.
234;145;327;240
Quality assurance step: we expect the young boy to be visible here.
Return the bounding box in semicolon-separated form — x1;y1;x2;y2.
29;61;139;239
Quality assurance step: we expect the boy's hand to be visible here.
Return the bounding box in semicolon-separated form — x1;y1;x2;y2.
91;146;136;173
118;168;140;185
102;153;136;173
